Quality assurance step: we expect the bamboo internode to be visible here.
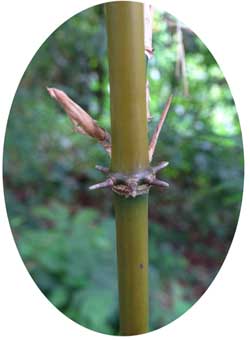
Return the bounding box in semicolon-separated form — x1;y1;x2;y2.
106;2;149;335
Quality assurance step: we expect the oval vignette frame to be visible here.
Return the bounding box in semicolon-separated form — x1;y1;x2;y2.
2;0;244;337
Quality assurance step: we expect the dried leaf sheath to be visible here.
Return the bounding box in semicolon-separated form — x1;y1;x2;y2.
149;95;172;162
144;4;154;121
144;4;154;59
47;88;111;155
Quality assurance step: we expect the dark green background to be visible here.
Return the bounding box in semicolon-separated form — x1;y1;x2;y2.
3;4;243;335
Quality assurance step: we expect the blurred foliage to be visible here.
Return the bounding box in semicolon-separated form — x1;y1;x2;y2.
3;4;243;335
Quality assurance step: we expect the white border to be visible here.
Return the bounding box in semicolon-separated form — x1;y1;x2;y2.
1;1;250;339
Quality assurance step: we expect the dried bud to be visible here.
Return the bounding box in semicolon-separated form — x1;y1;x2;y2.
47;87;111;156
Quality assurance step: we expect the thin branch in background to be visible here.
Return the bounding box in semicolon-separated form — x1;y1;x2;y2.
176;22;189;96
47;87;111;156
149;95;173;162
144;4;154;121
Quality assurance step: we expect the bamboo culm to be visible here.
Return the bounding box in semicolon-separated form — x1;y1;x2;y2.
105;2;149;335
47;2;170;335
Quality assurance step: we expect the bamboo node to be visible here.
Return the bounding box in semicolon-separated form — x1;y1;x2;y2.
89;162;169;197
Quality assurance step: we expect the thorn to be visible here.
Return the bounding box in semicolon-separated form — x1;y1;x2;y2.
148;95;173;162
152;161;169;174
143;175;154;184
95;165;109;174
89;178;113;191
151;179;169;188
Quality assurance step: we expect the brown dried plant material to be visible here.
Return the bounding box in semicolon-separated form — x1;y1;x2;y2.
146;80;152;121
47;88;111;156
144;4;154;59
144;4;154;121
176;22;189;96
148;95;173;162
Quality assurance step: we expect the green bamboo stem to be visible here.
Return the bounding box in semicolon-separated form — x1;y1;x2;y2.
105;2;149;335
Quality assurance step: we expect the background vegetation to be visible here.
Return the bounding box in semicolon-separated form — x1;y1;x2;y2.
3;5;243;335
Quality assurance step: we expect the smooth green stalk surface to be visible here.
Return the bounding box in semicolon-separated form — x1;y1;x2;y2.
106;2;149;335
106;1;148;173
114;195;148;335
